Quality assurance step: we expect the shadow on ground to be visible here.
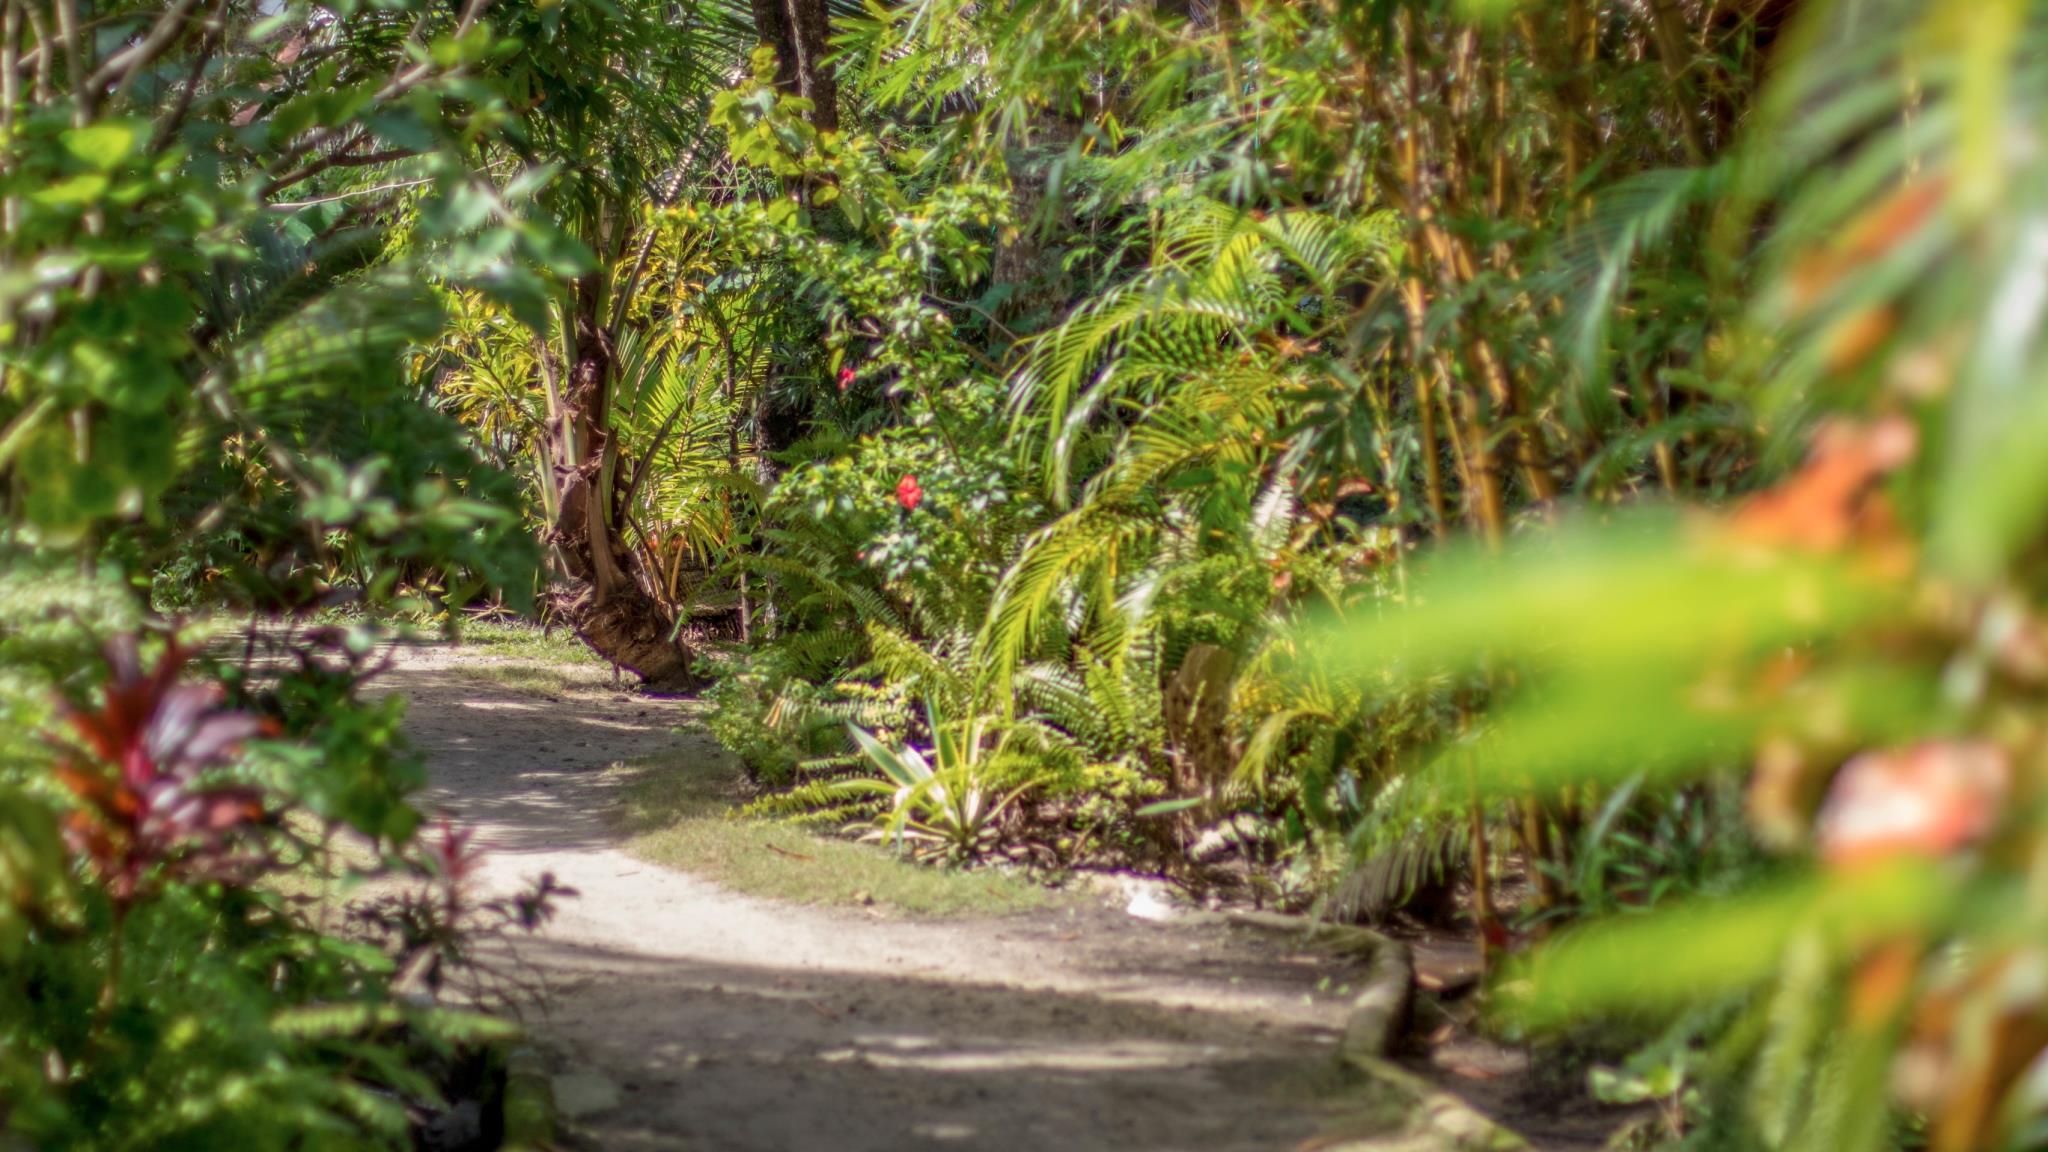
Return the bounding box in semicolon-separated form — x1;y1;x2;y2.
504;936;1356;1152
383;644;1610;1151
378;660;695;855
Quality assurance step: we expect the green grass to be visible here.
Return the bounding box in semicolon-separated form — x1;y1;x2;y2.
455;619;605;666
612;747;1061;918
442;620;618;697
441;661;585;698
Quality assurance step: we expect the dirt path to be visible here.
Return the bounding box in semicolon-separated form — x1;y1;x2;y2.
381;647;1537;1152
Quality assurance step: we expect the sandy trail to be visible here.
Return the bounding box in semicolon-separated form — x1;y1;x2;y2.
383;647;1413;1152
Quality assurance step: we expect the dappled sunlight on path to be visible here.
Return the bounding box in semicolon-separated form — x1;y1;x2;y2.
388;645;1581;1151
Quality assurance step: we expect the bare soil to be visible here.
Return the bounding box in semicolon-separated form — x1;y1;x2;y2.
380;645;1609;1152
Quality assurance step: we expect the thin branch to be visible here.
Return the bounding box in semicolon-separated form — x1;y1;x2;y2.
927;293;1021;342
54;0;84;123
0;393;57;472
22;4;49;103
273;0;496;169
269;176;434;212
306;199;400;249
149;0;227;152
10;8;175;72
263;144;422;198
86;0;204;100
2;0;20;232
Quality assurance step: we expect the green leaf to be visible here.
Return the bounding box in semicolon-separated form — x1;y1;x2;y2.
32;173;109;207
518;222;595;277
1506;862;1952;1030
61;121;143;170
848;723;930;789
1456;0;1527;22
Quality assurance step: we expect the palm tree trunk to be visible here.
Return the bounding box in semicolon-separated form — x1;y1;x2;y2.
750;0;838;131
544;274;693;688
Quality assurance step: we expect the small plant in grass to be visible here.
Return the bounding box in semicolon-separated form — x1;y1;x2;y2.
1589;1046;1704;1147
842;701;1038;864
612;748;1059;916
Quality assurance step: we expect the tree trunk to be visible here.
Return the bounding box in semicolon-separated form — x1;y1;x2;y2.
783;0;838;132
544;275;694;689
748;0;797;91
750;0;837;131
991;115;1079;323
1164;643;1238;853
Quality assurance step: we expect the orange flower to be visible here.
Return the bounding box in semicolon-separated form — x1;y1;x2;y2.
1814;740;2007;868
1730;415;1916;554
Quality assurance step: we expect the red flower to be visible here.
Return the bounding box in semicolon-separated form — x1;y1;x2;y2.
895;474;923;511
837;367;856;392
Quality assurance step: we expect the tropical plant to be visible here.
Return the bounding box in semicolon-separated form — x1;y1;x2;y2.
480;1;770;685
0;2;598;1145
4;633;562;1149
841;700;1039;863
46;0;2030;1143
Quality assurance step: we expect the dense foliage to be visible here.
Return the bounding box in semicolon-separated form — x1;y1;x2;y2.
10;0;2048;1147
0;0;575;1144
597;2;2048;1148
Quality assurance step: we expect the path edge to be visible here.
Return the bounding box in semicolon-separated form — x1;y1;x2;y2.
1186;909;1531;1151
499;1043;558;1149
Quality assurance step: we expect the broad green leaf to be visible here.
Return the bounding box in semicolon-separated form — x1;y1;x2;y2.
31;173;109;207
1508;861;1952;1029
61;121;143;170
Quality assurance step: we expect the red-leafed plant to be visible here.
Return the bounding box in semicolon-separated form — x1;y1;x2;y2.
52;636;271;910
351;815;574;1001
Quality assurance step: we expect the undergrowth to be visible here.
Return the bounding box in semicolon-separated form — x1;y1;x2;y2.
610;744;1060;918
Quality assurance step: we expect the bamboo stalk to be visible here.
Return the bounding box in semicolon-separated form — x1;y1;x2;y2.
1400;278;1449;529
1644;0;1709;162
53;0;82;122
2;0;19;236
23;5;48;104
1520;798;1561;917
1425;227;1558;509
1394;12;1463;534
1449;365;1506;545
1467;752;1498;973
